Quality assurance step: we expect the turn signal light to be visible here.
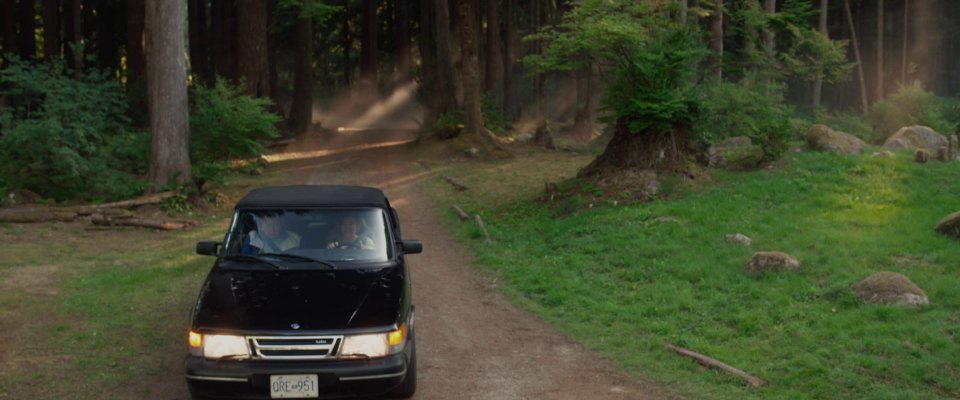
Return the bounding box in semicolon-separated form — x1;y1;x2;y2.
189;331;203;348
387;324;406;346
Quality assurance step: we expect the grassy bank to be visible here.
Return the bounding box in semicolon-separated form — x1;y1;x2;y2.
429;149;960;399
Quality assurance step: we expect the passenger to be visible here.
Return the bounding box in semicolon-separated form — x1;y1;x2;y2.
245;213;301;253
326;215;375;250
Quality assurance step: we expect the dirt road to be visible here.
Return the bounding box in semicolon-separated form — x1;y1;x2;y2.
277;130;675;399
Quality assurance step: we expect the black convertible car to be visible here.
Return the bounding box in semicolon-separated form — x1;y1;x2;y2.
185;185;421;399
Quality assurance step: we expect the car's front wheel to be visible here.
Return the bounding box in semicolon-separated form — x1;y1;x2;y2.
389;336;417;398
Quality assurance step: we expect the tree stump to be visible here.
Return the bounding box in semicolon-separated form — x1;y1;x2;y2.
915;149;930;163
534;122;555;150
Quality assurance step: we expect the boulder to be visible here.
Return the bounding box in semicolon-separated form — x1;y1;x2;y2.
806;124;867;155
935;210;960;238
744;251;800;274
707;136;764;170
883;126;948;150
725;233;752;246
853;271;929;306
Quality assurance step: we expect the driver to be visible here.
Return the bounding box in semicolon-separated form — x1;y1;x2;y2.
326;215;375;250
246;213;301;253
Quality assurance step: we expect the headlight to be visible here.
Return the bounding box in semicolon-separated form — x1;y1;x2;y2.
339;324;406;359
340;333;388;358
202;334;250;360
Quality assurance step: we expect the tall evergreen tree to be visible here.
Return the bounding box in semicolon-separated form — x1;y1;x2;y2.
145;0;191;187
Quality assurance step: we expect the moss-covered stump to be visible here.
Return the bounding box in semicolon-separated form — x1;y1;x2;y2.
935;210;960;238
853;272;929;306
744;251;800;274
806;124;866;155
707;136;764;171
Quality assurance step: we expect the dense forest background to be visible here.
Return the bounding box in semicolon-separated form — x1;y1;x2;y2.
2;0;960;202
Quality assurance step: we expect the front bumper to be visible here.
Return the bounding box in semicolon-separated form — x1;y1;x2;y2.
185;353;407;399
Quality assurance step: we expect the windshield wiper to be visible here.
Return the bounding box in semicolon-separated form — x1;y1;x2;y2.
220;254;284;270
257;253;337;269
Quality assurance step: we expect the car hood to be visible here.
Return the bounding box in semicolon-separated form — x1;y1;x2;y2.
193;262;405;332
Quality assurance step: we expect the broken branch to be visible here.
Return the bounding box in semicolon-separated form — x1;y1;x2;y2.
443;176;469;191
90;215;198;231
474;215;492;243
665;343;766;388
452;204;470;221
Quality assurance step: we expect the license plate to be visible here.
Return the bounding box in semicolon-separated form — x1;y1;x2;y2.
269;374;319;398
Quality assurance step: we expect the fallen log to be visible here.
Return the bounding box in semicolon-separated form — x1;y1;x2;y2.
0;209;76;223
665;343;765;388
76;191;176;215
91;214;197;231
452;204;470;221
443;176;469;191
474;215;492;244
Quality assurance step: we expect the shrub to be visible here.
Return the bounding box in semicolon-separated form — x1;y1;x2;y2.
601;27;704;135
432;109;465;139
693;78;794;159
0;57;143;201
190;79;281;187
867;82;954;142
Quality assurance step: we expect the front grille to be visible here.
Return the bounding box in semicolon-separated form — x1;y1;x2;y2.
249;335;343;360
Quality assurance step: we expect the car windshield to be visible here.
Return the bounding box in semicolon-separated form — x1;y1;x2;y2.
222;208;392;264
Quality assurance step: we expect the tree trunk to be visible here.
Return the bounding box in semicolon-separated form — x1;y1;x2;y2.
95;0;120;72
1;1;17;63
434;0;458;114
394;0;411;81
188;0;211;84
680;0;688;25
360;0;378;88
64;0;82;77
42;0;59;60
211;0;238;83
237;0;270;98
813;0;828;108
342;0;352;87
876;0;884;101
418;0;438;124
288;0;314;135
710;0;723;81
18;0;37;59
145;0;191;188
267;0;279;107
844;0;868;113
503;0;517;115
908;0;933;87
459;0;483;136
762;0;775;58
901;0;907;84
573;63;598;141
484;0;504;108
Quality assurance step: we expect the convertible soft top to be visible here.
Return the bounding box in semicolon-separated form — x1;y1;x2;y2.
235;185;390;209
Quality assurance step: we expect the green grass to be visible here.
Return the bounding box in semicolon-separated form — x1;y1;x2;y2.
0;200;235;398
429;150;960;399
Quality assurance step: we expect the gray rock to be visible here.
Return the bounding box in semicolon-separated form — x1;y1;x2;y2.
707;136;764;170
854;271;929;306
806;124;866;155
465;147;479;157
725;233;752;246
883;126;948;150
745;251;800;274
871;151;894;158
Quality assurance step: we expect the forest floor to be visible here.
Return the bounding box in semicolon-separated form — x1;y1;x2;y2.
0;129;678;399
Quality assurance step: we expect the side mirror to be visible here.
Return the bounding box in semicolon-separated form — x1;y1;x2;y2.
399;240;422;254
196;241;221;256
